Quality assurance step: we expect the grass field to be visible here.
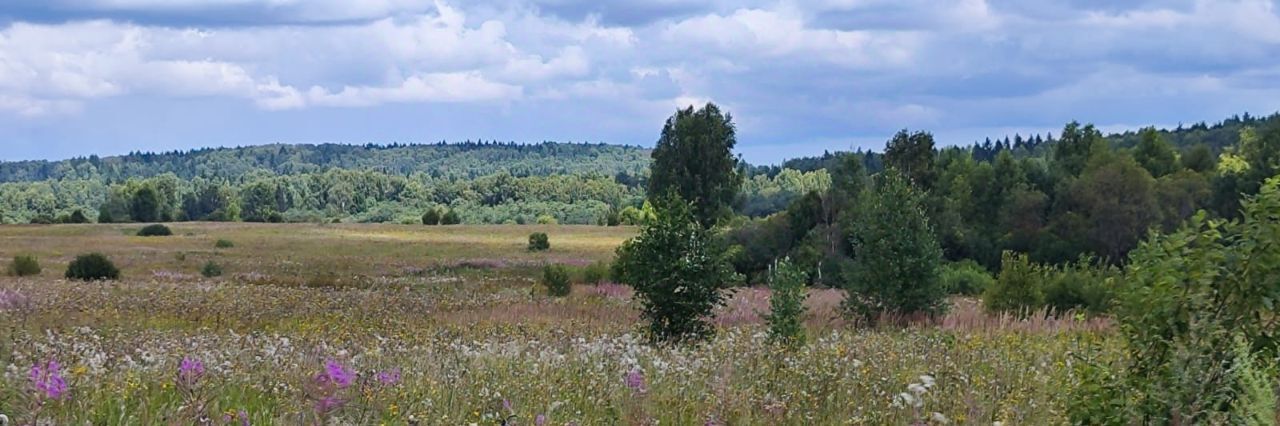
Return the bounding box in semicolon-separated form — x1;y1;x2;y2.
0;223;1114;425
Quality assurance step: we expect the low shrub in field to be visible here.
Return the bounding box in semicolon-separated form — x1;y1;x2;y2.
422;208;441;225
67;209;90;224
983;251;1044;317
536;214;558;225
765;258;807;347
65;253;120;281
201;261;223;278
1043;257;1116;315
440;209;461;225
580;260;610;284
137;224;173;237
214;239;235;249
940;260;993;296
8;254;41;277
528;232;550;251
541;264;571;297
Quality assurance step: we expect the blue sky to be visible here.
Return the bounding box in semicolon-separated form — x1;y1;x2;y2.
1;0;1279;164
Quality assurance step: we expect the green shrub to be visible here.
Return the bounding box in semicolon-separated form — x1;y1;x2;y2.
536;214;558;225
214;239;235;249
541;264;572;297
765;258;807;347
201;261;223;278
65;253;120;281
527;232;550;251
8;254;41;277
1043;257;1116;315
983;251;1044;317
136;224;173;237
614;195;737;342
67;209;90;224
422;208;441;225
580;260;610;284
940;260;994;296
441;209;462;225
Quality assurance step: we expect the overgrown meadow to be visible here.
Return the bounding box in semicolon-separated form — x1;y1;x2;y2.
1;223;1113;425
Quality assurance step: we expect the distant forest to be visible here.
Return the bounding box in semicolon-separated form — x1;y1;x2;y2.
0;112;1276;233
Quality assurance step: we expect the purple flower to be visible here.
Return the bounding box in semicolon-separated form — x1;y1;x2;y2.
503;398;513;412
535;414;547;426
375;368;400;386
178;356;205;386
29;359;68;400
625;368;646;393
315;395;346;414
323;359;354;389
238;410;250;426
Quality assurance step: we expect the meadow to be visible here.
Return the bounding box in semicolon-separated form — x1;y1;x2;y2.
0;223;1113;425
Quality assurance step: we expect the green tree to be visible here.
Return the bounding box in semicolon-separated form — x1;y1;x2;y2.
983;251;1044;316
1181;143;1216;173
765;257;807;347
1067;152;1160;262
130;186;161;222
1132;127;1179;178
648;103;743;228
614;194;738;343
843;170;946;323
1052;121;1105;178
883;129;937;190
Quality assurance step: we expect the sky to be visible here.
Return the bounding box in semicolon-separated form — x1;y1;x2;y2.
1;0;1279;164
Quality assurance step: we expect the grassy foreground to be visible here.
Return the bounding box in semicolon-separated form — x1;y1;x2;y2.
0;223;1112;425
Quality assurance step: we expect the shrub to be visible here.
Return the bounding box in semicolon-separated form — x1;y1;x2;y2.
136;224;173;237
8;254;41;277
605;208;621;227
440;209;461;225
765;258;807;347
541;264;572;297
527;232;550;251
983;251;1044;316
614;195;737;343
422;208;441;225
1042;257;1116;315
940;260;994;296
266;212;284;223
201;261;223;278
65;253;120;281
97;207;115;224
214;239;235;249
843;170;946;323
536;214;558;225
67;209;90;224
580;260;610;284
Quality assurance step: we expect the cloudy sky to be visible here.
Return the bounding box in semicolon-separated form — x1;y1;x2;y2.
1;0;1279;164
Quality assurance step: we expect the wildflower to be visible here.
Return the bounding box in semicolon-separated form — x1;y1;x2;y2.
315;395;346;414
238;409;250;426
324;359;354;388
625;368;646;393
931;412;951;424
919;375;935;388
29;359;68;400
376;368;401;386
178;356;205;386
535;414;547;426
908;383;928;396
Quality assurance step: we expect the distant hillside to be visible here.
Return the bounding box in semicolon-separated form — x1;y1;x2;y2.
0;141;653;183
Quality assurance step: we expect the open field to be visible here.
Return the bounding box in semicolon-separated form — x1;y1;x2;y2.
1;223;1114;425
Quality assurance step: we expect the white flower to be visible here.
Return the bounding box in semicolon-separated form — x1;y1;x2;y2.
908;383;928;396
931;412;950;424
920;374;935;388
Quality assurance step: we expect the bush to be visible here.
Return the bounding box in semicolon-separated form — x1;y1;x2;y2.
8;254;41;277
441;209;462;225
201;261;223;278
422;208;441;225
536;214;558;225
541;264;572;297
214;239;235;249
580;260;610;284
765;258;807;347
1042;257;1116;315
65;253;120;281
614;195;737;342
527;232;550;251
940;260;994;296
67;209;90;224
136;224;173;237
983;251;1044;316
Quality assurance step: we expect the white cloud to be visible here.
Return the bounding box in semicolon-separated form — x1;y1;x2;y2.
305;72;521;107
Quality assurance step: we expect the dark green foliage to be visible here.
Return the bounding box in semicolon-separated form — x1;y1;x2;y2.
201;261;223;278
540;264;571;297
214;239;235;248
1052;121;1106;177
883;129;937;190
130;186;162;222
67;209;90;224
441;209;462;225
580;260;610;284
1071;178;1280;423
765;258;807;347
939;260;993;296
422;208;441;225
1132;127;1179;178
65;253;120;281
1042;257;1116;315
983;251;1044;316
1062;152;1160;262
604;208;621;226
136;224;173;237
615;194;737;343
1181;143;1217;173
648;103;743;228
527;232;550;251
97;206;115;224
843;170;946;323
8;254;41;277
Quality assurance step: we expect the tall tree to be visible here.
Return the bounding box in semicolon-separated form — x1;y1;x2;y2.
648;103;743;228
883;129;937;190
1132;127;1179;178
130;186;161;222
1053;121;1105;178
